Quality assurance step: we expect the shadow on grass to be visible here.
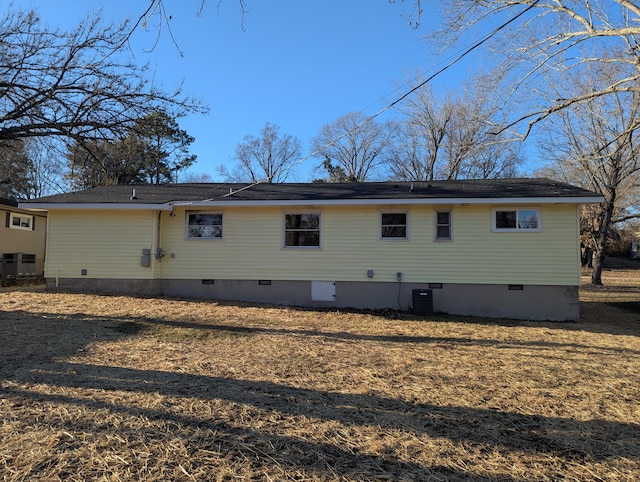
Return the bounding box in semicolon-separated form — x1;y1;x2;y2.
578;300;640;336
606;301;640;314
0;381;488;481
3;359;638;480
5;302;640;359
23;285;640;336
1;308;639;479
9;360;639;463
5;301;613;365
106;313;640;356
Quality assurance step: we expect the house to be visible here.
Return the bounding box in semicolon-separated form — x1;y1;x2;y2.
20;179;603;321
1;197;47;278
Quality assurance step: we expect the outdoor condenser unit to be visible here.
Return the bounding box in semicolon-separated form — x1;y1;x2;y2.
412;289;434;316
2;253;37;278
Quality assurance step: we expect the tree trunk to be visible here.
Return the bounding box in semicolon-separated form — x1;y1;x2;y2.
590;242;605;285
591;191;616;285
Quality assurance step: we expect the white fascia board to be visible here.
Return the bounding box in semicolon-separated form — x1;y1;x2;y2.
4;205;48;216
20;195;603;211
18;202;173;211
173;196;603;208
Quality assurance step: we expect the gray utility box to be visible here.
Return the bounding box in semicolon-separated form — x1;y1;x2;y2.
412;289;434;315
2;253;37;278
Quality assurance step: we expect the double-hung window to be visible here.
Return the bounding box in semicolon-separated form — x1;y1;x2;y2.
380;212;407;240
186;212;223;239
492;208;540;232
435;210;452;240
284;213;320;247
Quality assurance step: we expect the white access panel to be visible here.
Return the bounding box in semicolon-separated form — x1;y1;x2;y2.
311;281;336;301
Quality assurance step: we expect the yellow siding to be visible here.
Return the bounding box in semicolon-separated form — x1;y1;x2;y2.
157;204;581;286
45;210;157;279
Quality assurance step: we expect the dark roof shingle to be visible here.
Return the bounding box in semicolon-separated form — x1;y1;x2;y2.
0;197;18;207
22;178;601;205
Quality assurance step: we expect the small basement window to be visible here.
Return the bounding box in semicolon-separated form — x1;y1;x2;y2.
8;213;33;231
492;208;540;232
186;212;223;239
380;212;407;239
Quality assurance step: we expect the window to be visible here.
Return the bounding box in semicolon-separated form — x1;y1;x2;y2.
435;210;451;240
8;213;33;231
187;212;223;239
380;212;407;239
493;208;540;231
284;213;320;247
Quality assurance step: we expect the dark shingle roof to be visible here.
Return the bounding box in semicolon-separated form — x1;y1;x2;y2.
22;178;602;206
0;197;18;207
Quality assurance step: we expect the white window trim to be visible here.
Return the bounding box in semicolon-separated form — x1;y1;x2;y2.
9;213;33;231
282;211;322;249
185;211;224;240
434;209;452;241
379;210;409;241
491;207;541;232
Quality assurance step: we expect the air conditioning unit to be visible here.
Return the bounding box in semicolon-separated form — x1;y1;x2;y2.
2;253;37;278
412;289;434;315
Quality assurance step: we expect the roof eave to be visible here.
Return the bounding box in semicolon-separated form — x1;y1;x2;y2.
173;196;604;207
18;202;173;211
20;195;604;211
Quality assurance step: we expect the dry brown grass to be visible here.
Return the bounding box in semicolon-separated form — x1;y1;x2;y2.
1;268;639;481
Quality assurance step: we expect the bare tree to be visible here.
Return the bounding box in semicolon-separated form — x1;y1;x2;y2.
388;80;522;181
388;86;453;181
66;139;143;189
447;100;522;180
424;0;640;140
219;122;302;183
182;171;214;183
0;7;205;153
0;140;31;199
458;138;521;180
0;137;64;200
312;112;397;182
137;1;251;42
537;64;640;285
23;140;65;199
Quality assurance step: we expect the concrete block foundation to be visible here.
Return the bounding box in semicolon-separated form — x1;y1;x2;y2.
46;277;580;322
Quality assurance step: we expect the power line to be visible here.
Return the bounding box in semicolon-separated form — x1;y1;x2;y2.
224;1;540;195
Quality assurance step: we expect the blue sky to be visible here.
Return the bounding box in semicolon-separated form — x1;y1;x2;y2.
15;1;483;181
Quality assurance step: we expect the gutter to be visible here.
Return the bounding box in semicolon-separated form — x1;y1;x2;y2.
18;203;174;211
172;196;604;208
20;195;604;211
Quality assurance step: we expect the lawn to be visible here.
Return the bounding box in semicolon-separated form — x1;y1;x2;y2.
1;267;639;481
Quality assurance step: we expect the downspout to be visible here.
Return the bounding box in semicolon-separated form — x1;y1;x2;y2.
152;210;165;294
155;211;165;260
